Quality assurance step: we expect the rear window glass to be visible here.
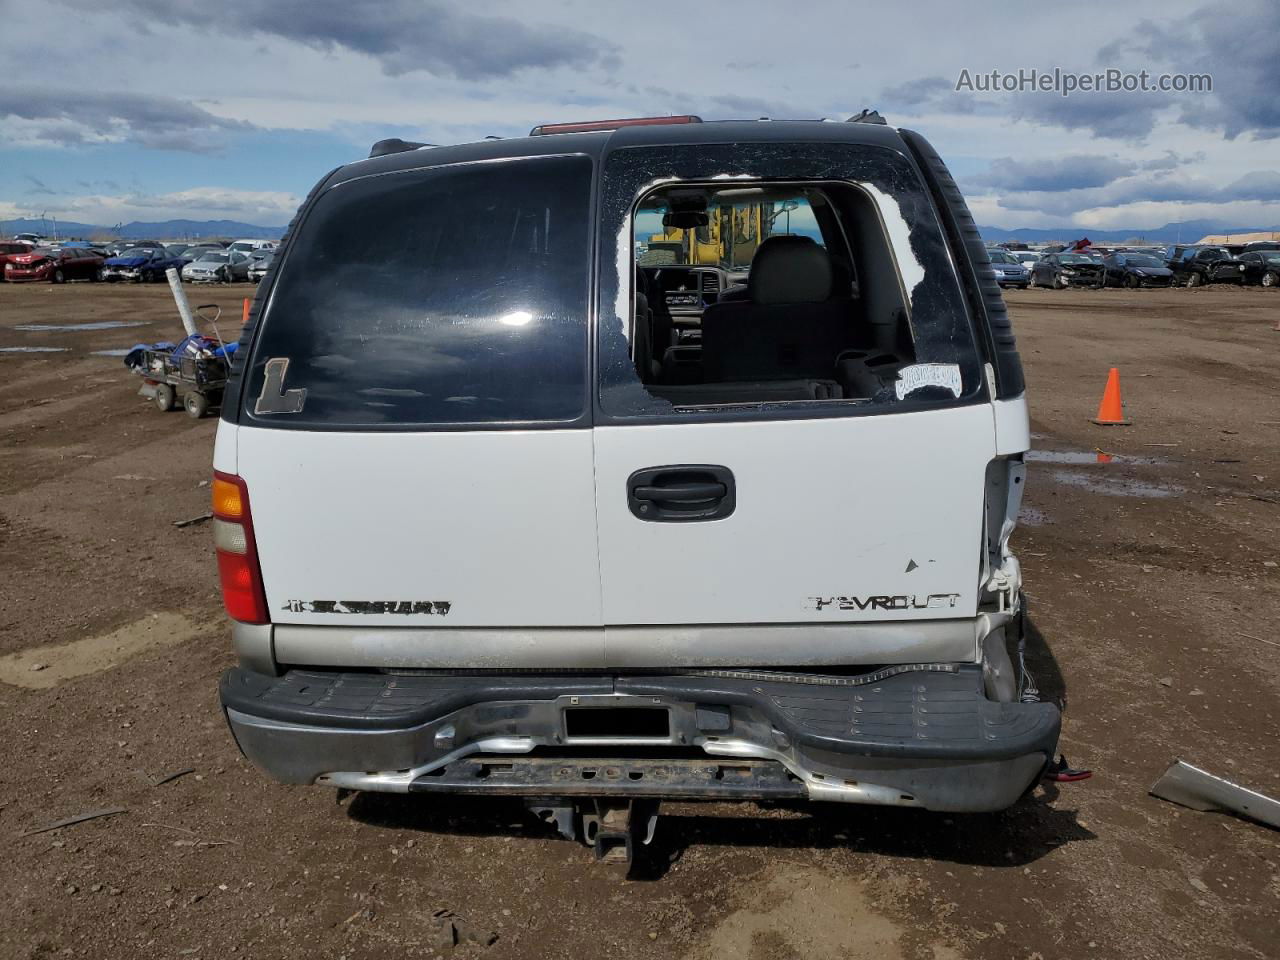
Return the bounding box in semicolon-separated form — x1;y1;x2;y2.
244;154;592;427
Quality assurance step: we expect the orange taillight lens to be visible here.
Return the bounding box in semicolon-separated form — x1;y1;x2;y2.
212;476;243;519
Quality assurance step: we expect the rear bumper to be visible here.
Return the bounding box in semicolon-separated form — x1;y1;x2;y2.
221;665;1060;813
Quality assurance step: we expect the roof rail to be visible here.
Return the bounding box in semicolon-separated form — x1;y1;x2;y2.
530;115;702;136
845;109;887;125
368;138;435;159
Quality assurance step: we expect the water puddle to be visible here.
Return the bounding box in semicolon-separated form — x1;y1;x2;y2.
91;349;132;357
1027;449;1167;466
0;346;70;353
1049;470;1182;499
0;612;200;689
13;321;149;332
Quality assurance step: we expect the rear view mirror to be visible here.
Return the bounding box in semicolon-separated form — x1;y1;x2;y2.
662;210;709;230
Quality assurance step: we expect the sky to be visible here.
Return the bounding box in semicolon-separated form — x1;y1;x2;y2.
1;0;1277;231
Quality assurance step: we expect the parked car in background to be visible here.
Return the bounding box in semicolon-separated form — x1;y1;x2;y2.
1030;252;1105;288
1242;240;1280;253
1165;246;1244;287
181;249;251;283
166;243;193;259
228;239;275;257
0;241;36;279
986;249;1030;289
101;246;185;282
247;251;273;283
4;246;105;283
1102;253;1174;288
12;232;43;244
1011;251;1040;271
1238;250;1280;287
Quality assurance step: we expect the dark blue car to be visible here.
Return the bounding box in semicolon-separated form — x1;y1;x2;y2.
100;247;187;283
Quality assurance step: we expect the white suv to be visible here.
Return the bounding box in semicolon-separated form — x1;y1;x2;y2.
213;115;1058;859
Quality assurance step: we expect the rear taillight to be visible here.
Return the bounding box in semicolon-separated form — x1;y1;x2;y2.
212;471;269;624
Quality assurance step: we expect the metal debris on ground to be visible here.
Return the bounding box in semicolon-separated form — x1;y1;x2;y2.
151;768;196;786
172;513;213;528
19;807;128;837
1150;760;1280;830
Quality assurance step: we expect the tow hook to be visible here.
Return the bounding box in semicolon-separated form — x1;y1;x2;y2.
1044;754;1093;783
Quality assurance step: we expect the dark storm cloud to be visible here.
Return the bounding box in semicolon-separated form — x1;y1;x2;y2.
879;75;978;115
1097;1;1280;140
0;88;252;152
1011;91;1175;141
113;0;617;80
988;169;1280;216
972;155;1137;192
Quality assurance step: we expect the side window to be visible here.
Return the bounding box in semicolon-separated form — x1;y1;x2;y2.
244;154;593;428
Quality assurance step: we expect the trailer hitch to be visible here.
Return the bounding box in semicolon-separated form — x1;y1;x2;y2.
525;798;660;870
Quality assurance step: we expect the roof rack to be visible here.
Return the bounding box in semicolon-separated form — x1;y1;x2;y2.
368;138;435;159
845;109;887;125
529;115;702;136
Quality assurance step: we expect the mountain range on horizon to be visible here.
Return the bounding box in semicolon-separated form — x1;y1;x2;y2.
1;218;286;240
4;216;1279;246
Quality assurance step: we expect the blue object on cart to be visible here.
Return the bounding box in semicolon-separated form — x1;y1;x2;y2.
124;342;175;370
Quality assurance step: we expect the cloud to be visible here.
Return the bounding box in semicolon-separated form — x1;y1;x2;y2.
879;75;978;115
1096;1;1280;140
972;155;1137;192
107;0;617;80
1010;91;1177;141
976;169;1280;217
0;88;252;152
16;186;301;225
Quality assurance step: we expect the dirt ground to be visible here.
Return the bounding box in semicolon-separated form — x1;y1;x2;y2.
1;279;1278;960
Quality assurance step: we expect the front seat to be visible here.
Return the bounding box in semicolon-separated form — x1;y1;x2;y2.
699;235;853;383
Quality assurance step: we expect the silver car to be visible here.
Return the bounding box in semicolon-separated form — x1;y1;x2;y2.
247;251;274;283
182;250;250;283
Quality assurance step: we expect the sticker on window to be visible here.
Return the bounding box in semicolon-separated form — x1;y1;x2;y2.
254;357;307;415
894;363;962;400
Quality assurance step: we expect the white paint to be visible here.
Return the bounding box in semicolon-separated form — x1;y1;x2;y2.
857;182;926;305
166;267;197;337
592;403;995;625
212;420;237;474
992;395;1031;455
894;363;962;400
237;425;603;627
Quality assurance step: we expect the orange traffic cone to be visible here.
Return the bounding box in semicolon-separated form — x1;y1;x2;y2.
241;298;251;326
1092;367;1131;426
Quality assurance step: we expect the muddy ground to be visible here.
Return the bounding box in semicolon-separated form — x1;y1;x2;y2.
1;280;1278;960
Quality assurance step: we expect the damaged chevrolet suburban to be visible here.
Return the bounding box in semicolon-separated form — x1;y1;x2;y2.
214;114;1059;859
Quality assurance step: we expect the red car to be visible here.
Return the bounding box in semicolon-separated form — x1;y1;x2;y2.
3;246;105;283
0;241;34;278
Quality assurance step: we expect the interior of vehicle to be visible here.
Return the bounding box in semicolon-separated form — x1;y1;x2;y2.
628;181;917;407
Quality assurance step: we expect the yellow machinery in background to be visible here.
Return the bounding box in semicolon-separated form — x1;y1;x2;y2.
644;201;776;267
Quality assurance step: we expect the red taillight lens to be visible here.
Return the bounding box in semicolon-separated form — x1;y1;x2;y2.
212;470;268;624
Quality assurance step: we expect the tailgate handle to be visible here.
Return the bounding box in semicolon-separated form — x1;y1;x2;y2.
627;465;735;523
634;482;725;502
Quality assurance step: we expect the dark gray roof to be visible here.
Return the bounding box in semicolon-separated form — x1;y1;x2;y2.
335;119;910;186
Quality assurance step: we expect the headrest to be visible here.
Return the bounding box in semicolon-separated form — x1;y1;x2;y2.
747;235;833;305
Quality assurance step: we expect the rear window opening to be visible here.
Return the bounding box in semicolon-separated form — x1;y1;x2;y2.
626;181;918;409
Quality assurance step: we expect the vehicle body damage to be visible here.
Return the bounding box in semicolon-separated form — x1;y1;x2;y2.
212;116;1060;862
